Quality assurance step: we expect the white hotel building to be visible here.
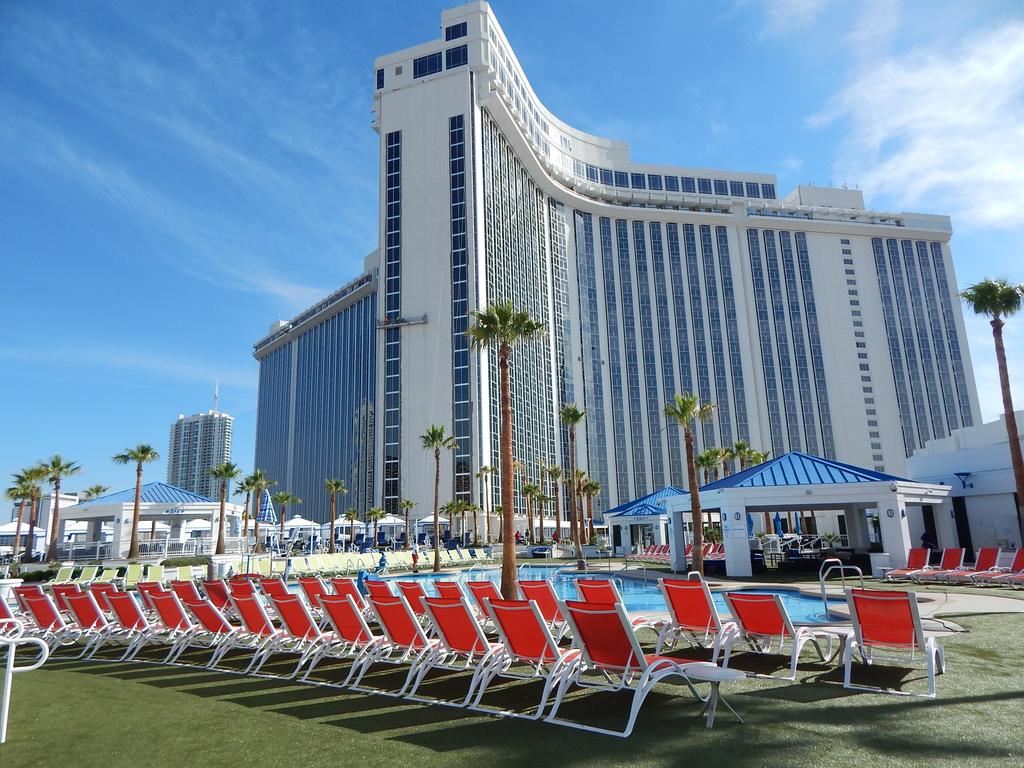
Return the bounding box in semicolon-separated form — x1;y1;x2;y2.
255;2;979;524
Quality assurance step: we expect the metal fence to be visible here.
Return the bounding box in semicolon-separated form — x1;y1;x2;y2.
54;536;249;561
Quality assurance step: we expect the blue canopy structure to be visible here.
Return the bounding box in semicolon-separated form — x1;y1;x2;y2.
604;487;688;519
74;481;215;507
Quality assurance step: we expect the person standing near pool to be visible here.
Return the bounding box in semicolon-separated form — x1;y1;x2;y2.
411;540;420;573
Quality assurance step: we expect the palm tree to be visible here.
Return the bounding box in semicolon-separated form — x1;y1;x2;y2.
367;507;384;549
732;440;752;471
324;479;348;554
664;393;717;575
20;466;47;562
474;467;493;543
560;403;587;570
546;465;564;542
522;482;541;544
235;474;255;545
82;484;109;500
572;468;587;552
343;507;359;551
272;491;301;543
209;462;241;556
582;479;601;541
5;476;33;567
399;499;416;549
421;425;458;573
247;470;276;554
749;450;771;466
467;302;545;597
468;501;481;546
40;455;82;562
112;445;160;560
962;278;1024;543
696;450;718;485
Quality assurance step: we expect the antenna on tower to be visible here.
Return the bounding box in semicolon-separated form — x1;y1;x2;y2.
214;379;220;412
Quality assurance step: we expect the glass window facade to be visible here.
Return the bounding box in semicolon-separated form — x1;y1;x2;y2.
697;178;712;194
382;131;403;510
445;21;468;40
600;217;630;502
413;52;443;78
616;219;648;494
664;175;679;192
446;44;468;69
681;177;696;193
714;179;728;196
632;221;664;488
449;115;472;502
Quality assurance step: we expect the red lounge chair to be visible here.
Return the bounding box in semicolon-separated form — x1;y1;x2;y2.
943;548;1001;584
21;594;79;652
169;580;203;604
517;580;569;638
50;583;82;614
259;578;291;602
363;578;394;600
148;591;205;664
843;588;944;697
721;592;838;680
330;577;370;614
469;598;580;720
976;549;1024;585
135;581;169;613
230;594;287;675
89;582;118;610
298;577;331;611
656;578;737;661
352;593;439;695
13;585;44;615
910;548;965;582
309;594;385;685
228;578;258;599
395;581;430;618
103;591;158;661
575;579;656;633
268;594;336;678
407;596;503;704
883;548;930;581
465;581;503;616
433;581;466;600
182;598;265;671
202;580;232;611
547;600;712;736
63;592;115;659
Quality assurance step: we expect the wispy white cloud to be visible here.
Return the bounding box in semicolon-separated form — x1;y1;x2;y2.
743;0;829;37
809;20;1024;229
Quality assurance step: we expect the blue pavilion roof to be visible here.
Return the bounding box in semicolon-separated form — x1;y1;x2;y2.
75;481;216;507
605;486;687;518
700;451;909;491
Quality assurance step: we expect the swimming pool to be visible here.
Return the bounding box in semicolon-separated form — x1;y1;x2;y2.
383;565;846;624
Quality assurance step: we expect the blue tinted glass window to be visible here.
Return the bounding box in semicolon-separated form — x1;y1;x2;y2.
600;168;614;185
413;52;443;78
445;45;468;69
745;182;761;198
614;171;629;188
631;173;646;189
647;174;662;190
714;179;728;195
681;176;696;193
586;164;598;182
376;68;384;89
761;183;776;199
445;21;467;40
664;175;679;192
698;178;712;194
729;180;744;196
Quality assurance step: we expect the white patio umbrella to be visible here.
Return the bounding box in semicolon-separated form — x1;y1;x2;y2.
376;514;405;527
417;516;449;525
331;517;365;527
0;522;45;536
283;515;319;530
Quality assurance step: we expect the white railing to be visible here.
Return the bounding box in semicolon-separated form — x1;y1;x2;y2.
55;536;249;560
1;620;49;744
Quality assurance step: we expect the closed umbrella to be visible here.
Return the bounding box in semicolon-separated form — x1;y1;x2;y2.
773;512;783;536
746;513;754;537
794;514;803;536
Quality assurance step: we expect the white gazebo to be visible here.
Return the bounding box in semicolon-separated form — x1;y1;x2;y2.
664;452;950;577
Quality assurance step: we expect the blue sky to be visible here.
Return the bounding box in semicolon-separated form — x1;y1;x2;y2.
2;0;1023;495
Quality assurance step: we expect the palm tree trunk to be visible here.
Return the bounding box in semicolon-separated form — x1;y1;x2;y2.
127;463;143;560
686;428;705;575
553;484;562;542
498;343;517;597
46;478;62;562
12;499;25;566
279;504;286;540
433;448;442;572
252;492;262;554
26;493;40;561
241;493;251;541
587;495;595;540
329;495;337;554
216;480;227;555
404;508;410;549
526;495;534;545
567;431;585;571
993;318;1024;544
472;505;479;546
350;518;356;553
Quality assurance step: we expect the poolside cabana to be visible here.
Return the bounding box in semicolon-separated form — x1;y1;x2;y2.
664;452;950;577
605;487;687;556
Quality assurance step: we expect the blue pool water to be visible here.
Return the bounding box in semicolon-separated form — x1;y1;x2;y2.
383;565;845;624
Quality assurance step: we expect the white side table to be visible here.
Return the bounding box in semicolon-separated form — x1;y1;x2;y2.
680;662;746;728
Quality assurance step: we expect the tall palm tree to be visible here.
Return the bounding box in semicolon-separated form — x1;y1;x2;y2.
582;478;601;541
732;440;752;471
547;465;564;542
399;499;416;549
474;467;493;543
367;507;384;549
467;302;545;597
962;278;1024;543
20;466;47;561
209;462;241;556
664;394;717;575
324;479;348;554
421;425;458;573
522;482;541;544
560;403;587;570
40;455;82;562
343;507;359;551
247;470;276;554
5;476;33;567
272;491;301;542
112;445;160;560
572;468;587;551
468;501;481;546
235;474;255;545
82;484;110;500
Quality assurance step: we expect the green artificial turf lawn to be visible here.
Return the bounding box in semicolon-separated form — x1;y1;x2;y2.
3;612;1022;768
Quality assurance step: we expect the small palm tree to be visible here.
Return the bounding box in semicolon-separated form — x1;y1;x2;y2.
112;444;160;560
582;478;601;541
19;466;47;561
343;507;359;551
468;500;481;546
467;302;545;597
246;470;276;554
962;278;1024;543
696;449;718;485
272;491;301;543
421;425;458;573
5;476;33;567
367;507;385;549
732;440;752;471
82;484;109;500
209;462;241;555
474;467;493;543
40;455;82;562
664;394;717;575
234;474;255;544
522;482;541;544
560;403;587;570
324;479;348;554
399;498;416;549
546;465;564;542
749;450;771;466
572;468;587;549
